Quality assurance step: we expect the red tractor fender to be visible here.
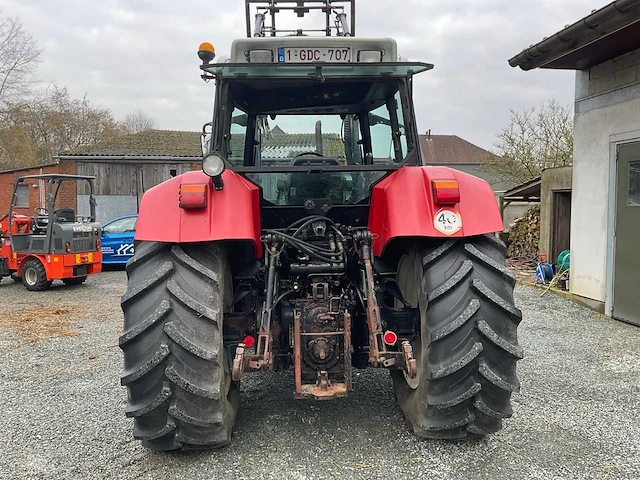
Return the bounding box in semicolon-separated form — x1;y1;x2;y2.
368;166;503;256
135;170;263;257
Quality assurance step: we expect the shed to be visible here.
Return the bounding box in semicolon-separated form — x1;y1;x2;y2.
58;130;202;222
509;0;640;325
502;167;573;262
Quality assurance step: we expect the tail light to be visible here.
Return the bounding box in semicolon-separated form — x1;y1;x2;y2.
242;335;255;348
432;179;460;205
179;183;208;209
65;242;71;253
96;239;101;249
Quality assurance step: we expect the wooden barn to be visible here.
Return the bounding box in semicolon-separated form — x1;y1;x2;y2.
0;130;202;223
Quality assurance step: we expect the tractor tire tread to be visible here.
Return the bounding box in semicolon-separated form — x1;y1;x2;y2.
120;241;237;451
393;234;522;439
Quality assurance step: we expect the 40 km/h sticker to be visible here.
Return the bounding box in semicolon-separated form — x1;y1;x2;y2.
434;208;462;235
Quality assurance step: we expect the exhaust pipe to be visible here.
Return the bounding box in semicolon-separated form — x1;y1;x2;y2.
315;121;323;155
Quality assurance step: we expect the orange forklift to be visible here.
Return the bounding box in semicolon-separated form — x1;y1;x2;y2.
0;174;102;291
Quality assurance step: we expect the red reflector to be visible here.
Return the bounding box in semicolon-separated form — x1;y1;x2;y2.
383;330;398;346
243;335;255;348
432;179;460;205
179;183;208;209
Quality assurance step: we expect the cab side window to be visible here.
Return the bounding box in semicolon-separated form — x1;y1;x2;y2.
104;217;137;234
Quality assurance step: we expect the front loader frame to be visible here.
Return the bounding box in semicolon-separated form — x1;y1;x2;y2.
245;0;356;38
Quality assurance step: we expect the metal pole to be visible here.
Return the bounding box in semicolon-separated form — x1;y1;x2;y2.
336;12;350;36
271;1;277;36
254;13;265;36
351;0;355;36
88;179;96;222
325;0;330;36
245;0;252;38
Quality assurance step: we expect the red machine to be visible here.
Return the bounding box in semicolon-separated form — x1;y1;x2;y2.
0;174;102;290
120;0;522;451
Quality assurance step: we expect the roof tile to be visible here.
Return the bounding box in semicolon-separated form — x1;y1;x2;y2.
419;134;491;165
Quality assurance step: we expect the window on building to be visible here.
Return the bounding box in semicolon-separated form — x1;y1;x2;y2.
15;184;29;207
170;168;177;177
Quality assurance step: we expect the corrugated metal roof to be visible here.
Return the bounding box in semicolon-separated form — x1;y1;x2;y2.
419;134;491;165
61;130;203;157
0;161;59;175
509;0;640;71
59;129;488;165
61;128;346;160
503;176;542;201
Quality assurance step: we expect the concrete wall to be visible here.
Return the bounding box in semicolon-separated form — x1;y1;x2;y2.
539;166;573;258
572;48;640;306
577;49;640;100
78;195;138;224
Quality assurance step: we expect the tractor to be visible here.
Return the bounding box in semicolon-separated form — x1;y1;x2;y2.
120;0;522;451
0;174;102;290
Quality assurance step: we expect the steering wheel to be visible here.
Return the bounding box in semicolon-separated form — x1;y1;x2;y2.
34;207;48;216
294;151;324;157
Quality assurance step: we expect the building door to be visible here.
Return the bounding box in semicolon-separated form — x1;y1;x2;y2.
551;190;571;262
613;142;640;326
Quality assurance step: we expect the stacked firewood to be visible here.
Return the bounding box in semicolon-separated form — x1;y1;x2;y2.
506;206;540;260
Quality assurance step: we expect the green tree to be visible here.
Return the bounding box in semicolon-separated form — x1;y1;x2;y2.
483;99;573;186
0;123;37;168
0;86;127;168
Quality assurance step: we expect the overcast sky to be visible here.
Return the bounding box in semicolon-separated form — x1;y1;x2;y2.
0;0;593;150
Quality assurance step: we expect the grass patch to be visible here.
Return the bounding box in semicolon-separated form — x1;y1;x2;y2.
0;303;80;343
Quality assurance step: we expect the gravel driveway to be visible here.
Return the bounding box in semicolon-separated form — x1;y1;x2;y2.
0;271;638;480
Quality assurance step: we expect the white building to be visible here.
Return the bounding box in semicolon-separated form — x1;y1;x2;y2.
509;0;640;326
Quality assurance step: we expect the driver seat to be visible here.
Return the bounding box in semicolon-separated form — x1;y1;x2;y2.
288;156;342;204
54;207;75;223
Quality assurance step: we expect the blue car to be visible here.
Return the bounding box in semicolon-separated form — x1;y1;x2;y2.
101;214;137;264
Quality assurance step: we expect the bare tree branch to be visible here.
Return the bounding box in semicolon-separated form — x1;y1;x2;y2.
481;99;573;186
0;13;42;105
124;110;156;133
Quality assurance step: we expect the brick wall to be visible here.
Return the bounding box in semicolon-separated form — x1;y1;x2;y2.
0;161;78;216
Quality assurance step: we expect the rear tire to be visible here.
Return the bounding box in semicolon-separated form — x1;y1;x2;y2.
120;241;238;451
392;234;522;439
22;259;52;291
62;276;87;286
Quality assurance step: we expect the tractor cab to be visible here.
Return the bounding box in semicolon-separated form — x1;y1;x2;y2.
197;10;432;227
0;174;102;290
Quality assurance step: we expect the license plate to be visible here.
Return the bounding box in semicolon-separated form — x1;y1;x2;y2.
277;47;351;63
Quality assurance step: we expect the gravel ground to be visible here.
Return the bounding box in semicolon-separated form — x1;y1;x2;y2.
0;270;638;480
